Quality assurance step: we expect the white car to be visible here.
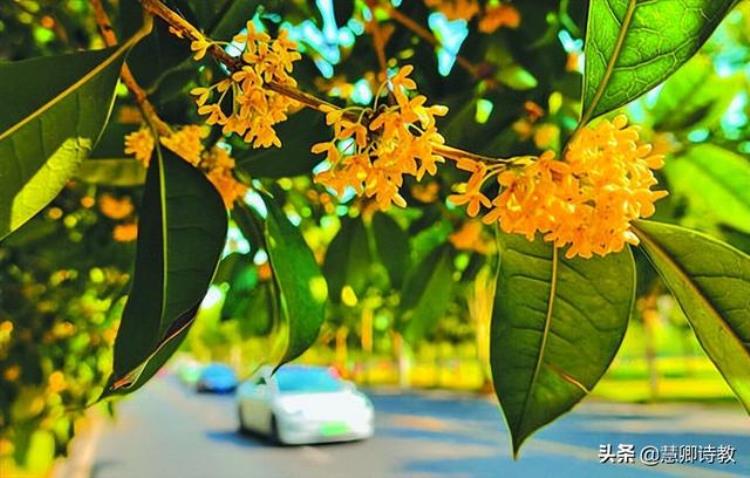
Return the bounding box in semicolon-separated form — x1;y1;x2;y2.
236;365;374;445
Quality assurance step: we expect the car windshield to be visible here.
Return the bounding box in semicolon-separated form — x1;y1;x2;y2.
202;365;234;377
275;368;344;394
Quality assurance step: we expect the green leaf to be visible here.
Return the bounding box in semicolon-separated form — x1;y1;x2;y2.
219;254;258;318
237;282;276;337
75;159;146;187
262;195;327;366
231;202;265;259
0;26;150;241
492;233;634;456
235;109;328;178
581;0;736;123
209;1;263;40
372;212;410;289
323;216;372;302
633;220;750;412
495;64;538;91
649;55;743;131
399;245;455;344
217;253;276;337
103;147;228;397
664;144;750;233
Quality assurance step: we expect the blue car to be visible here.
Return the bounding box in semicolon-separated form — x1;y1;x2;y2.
197;363;238;393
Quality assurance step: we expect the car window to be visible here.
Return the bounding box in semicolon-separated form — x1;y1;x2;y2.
275;368;344;394
202;365;234;378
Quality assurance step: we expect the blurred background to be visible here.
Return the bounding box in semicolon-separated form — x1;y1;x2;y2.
1;0;750;476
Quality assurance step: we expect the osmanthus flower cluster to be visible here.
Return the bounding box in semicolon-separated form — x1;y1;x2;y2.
450;116;668;258
423;0;521;33
311;65;449;210
190;22;301;148
123;126;247;209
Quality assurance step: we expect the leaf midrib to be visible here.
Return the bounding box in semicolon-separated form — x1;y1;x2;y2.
515;246;559;444
0;21;151;141
581;0;637;125
633;223;749;358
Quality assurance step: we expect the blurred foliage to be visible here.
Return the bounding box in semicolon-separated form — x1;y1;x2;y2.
0;183;135;472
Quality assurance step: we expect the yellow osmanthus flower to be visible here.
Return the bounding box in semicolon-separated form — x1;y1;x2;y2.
411;182;440;203
424;0;480;21
312;65;448;210
451;115;668;259
160;125;207;166
202;146;248;209
47;371;66;393
190;23;301;148
124;127;155;166
190;36;212;60
533;123;560;150
123;124;247;209
449;220;492;254
113;223;138;242
478;3;521;33
3;365;20;382
99;194;134;220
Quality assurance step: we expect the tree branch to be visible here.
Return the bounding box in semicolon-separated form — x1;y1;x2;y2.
91;0;171;136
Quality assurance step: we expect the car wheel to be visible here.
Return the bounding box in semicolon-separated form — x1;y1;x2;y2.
237;407;249;435
269;415;283;445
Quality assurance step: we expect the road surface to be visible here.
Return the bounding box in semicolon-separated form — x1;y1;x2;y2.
77;376;748;478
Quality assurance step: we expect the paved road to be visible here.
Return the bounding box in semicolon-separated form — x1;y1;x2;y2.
82;376;748;478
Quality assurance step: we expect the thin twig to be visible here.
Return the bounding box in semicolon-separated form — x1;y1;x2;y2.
91;0;171;136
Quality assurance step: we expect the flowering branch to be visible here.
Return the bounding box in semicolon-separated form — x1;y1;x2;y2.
139;0;668;259
138;0;508;166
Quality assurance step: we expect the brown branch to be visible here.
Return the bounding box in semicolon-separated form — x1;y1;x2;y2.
139;0;510;165
91;0;171;136
366;14;388;76
385;4;490;82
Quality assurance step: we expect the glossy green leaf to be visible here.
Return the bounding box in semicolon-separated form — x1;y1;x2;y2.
492;233;634;456
323;216;372;302
665;144;750;233
372;212;410;289
581;0;736;122
262;195;327;366
633;220;750;412
75;159;146;187
399;245;455;344
0;26;150;241
235;109;328;178
102;147;228;397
